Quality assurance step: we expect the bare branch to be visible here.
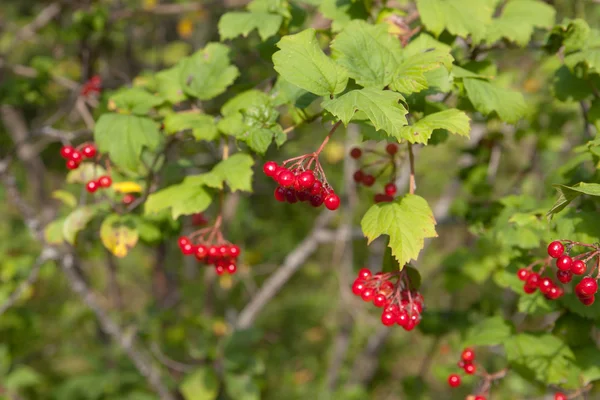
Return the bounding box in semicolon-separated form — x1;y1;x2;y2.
5;3;61;53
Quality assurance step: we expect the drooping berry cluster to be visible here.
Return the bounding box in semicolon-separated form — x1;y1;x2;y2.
81;75;102;97
350;143;400;203
177;218;241;275
263;160;340;210
351;268;424;331
85;175;112;193
517;240;600;306
60;143;97;170
446;348;509;400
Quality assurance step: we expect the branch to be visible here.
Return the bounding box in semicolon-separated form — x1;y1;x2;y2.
407;143;416;194
4;3;61;53
0;247;58;317
235;211;334;329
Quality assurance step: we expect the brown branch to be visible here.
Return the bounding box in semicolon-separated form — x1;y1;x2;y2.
0;59;78;90
408;143;416;194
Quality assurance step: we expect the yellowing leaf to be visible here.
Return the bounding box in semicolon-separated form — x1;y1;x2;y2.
100;214;139;258
178;18;194;39
112;181;143;194
51;190;77;208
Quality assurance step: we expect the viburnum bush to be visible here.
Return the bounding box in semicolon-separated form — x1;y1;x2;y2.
2;0;600;399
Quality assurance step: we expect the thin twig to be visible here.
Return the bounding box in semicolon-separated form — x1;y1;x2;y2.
407;143;416;194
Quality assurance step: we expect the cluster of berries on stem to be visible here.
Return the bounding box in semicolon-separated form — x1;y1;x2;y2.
263;122;342;211
517;240;600;306
350;143;401;203
60;143;97;170
351;267;424;331
81;75;102;97
178;215;241;275
447;348;507;400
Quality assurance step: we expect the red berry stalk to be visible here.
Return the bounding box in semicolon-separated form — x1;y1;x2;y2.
350;143;400;203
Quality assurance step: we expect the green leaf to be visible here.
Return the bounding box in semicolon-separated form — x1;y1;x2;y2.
110;87;164;115
547;182;600;218
224;373;260;400
221;90;271;117
271;78;318;108
361;194;437;267
179;43;240;100
218;11;283;41
573;347;600;384
399;109;470;144
153;65;186;104
94;113;161;172
391;49;453;94
221;103;284;155
51;190;77;208
63;206;103;244
463;78;526;123
145;178;213;220
4;366;41;390
100;214;139;258
505;333;579;386
559;291;600;320
44;218;66;244
552;65;597;102
464;316;513;347
330;20;402;88
198;153;255;192
318;0;369;32
163;112;218;141
272;29;348;96
66;163;107;184
180;367;219;400
322;88;408;140
485;0;555;46
517;291;558;315
416;0;493;42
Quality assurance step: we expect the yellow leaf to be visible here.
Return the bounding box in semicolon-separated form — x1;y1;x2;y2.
177;18;194;39
112;181;143;194
100;214;139;258
212;320;229;336
52;190;77;208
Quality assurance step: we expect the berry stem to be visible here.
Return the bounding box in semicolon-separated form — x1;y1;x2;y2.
562;240;598;249
315;120;342;156
408;143;416;195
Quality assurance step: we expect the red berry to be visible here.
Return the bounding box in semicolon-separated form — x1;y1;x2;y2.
358;268;371;280
547;285;563;300
381;311;396;326
82;144;97;158
195;245;208;259
215;265;225;275
457;360;465;368
191;213;208;226
309;181;323;195
577;277;598;296
226;263;237;274
310;194;324;207
474;396;486;400
554;393;567;400
298;170;316;189
86;180;99;193
60;145;75;159
461;348;475;362
263;161;278;177
181;243;195;255
556;255;573;271
274;187;286;202
386;143;398;155
539;277;554;294
98;175;112;188
70;151;82;163
350;148;362;159
580;295;595;306
403;319;416;331
285;188;298;203
517;268;530;281
277;170;295;187
208;246;219;258
178;236;190;248
548;241;565;258
384;183;397;196
361;288;376;302
122;194;135;205
352;280;366;296
447;374;461;388
571;260;586;275
556;270;572;284
353;170;364;183
526;272;540;288
66;159;79;170
524;283;537;294
464;363;476;375
362;175;375;187
373;293;387;307
219;245;229;258
324;193;341;210
229;245;241;258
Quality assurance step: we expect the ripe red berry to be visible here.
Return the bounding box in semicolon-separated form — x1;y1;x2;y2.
195;245;208;259
285;188;298;203
86;180;99;193
178;236;190;248
226;263;237;274
580;295;595;306
517;268;530;281
298;170;316;189
122;194;135;205
461;348;475;362
381;311;396;326
82;144;97;158
181;243;195;255
60;145;75;159
577;277;598;296
526;272;540;288
464;363;476;375
361;288;375;302
358;268;371;280
70;151;82;163
309;181;323;195
310;194;324;207
352;280;366;296
539;277;554;294
547;285;563;300
362;175;375;187
474;396;486;400
447;374;461;388
523;283;537;294
215;265;225;275
386;143;398;155
548;241;565;258
353;170;364;183
263;161;278;177
274;187;286;202
556;270;572;284
218;245;230;258
556;255;573;271
98;175;112;188
229;245;241;258
350;148;362;159
66;159;80;170
554;393;567;400
278;170;295;187
324;193;341;210
571;260;586;275
373;293;387;307
384;183;397;197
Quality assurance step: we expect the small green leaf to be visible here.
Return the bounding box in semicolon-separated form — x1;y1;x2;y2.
221;90;271;117
361;194;437;267
145;179;213;219
180;367;219;400
163;112;218;141
51;190;77;208
66;163;108;184
224;373;260;400
463;78;526;123
110;87;164;115
4;366;41;390
219;11;283;41
322;88;408;140
390;49;453;94
179;43;240;100
100;214;139;258
485;0;555;46
63;206;103;244
318;0;369;32
399;109;470;144
547;182;600;218
44;218;66;244
198;153;255;192
416;0;493;42
94;113;161;172
517;291;558;315
464;316;513;347
153;65;186;104
272;29;348;96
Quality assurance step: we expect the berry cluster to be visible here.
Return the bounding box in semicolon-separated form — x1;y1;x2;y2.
60;143;97;170
263;160;340;211
350;143;400;203
447;349;478;392
81;75;102;97
85;175;112;193
351;268;424;331
177;218;241;275
517;240;600;306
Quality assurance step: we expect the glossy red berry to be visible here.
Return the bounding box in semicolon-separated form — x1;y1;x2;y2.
263;161;278;177
278;170;295;187
362;175;375;187
447;374;461;388
324;193;341;210
298;170;316;189
352;280;366;296
98;175;112;188
70;151;82;163
229;245;241;258
358;268;371;280
274;187;286;202
309;181;323;196
547;285;563;300
122;194;135;205
226;263;237;274
539;277;554;294
350;148;362;159
310;194;324;207
66;159;79;170
60;145;75;159
554;393;567;400
82;144;97;158
524;283;537;294
386;143;398;155
86;180;99;193
577;277;598;296
556;270;572;284
547;241;565;258
181;243;195;255
353;170;364;183
215;265;225;275
285;188;298;203
571;260;586;275
464;363;476;375
580;295;595;306
461;348;475;362
384;183;397;196
381;311;396;326
526;272;540;288
195;245;208;259
556;255;573;271
373;293;387;307
361;288;375;302
178;236;190;248
517;268;530;281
